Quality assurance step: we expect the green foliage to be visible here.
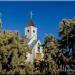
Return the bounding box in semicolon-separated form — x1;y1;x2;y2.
0;30;33;74
58;17;75;74
59;17;75;55
42;35;59;75
0;17;75;75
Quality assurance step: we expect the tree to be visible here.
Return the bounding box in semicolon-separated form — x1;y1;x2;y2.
59;18;75;56
0;30;34;74
41;35;59;75
58;17;75;74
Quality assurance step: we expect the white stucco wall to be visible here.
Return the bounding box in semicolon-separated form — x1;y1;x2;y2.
26;40;44;64
25;26;37;40
26;52;33;63
25;25;43;64
31;40;44;61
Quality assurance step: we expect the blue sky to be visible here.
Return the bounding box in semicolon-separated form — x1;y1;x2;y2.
0;1;75;43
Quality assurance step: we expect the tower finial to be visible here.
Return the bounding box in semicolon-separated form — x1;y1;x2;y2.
30;11;32;19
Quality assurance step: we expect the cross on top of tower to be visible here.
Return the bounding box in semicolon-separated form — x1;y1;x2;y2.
30;11;32;19
26;11;36;27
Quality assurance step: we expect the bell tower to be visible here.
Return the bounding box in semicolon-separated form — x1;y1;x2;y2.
25;11;37;40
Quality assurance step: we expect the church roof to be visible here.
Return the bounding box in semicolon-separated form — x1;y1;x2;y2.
29;40;38;49
26;19;36;27
24;37;38;49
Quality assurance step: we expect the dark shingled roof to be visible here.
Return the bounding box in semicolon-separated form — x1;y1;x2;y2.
29;40;38;49
26;19;36;27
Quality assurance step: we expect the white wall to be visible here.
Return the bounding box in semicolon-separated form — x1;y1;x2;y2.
26;52;33;63
25;25;44;64
26;40;44;64
32;40;44;60
25;26;37;40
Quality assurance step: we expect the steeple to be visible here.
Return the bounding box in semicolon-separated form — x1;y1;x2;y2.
27;19;36;27
26;11;36;27
25;11;37;39
30;11;32;19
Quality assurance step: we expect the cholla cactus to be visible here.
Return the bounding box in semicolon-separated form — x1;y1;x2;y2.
42;35;59;75
0;30;33;75
59;19;72;37
58;17;75;74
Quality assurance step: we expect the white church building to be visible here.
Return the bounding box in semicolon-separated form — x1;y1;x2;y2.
25;13;43;63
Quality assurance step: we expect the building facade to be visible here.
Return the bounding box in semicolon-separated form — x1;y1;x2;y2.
25;19;43;63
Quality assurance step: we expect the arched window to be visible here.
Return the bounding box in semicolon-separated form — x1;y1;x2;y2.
38;43;40;52
33;30;35;33
27;30;29;32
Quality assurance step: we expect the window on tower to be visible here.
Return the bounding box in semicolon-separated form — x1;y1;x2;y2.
38;43;40;52
33;30;35;33
27;30;29;32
